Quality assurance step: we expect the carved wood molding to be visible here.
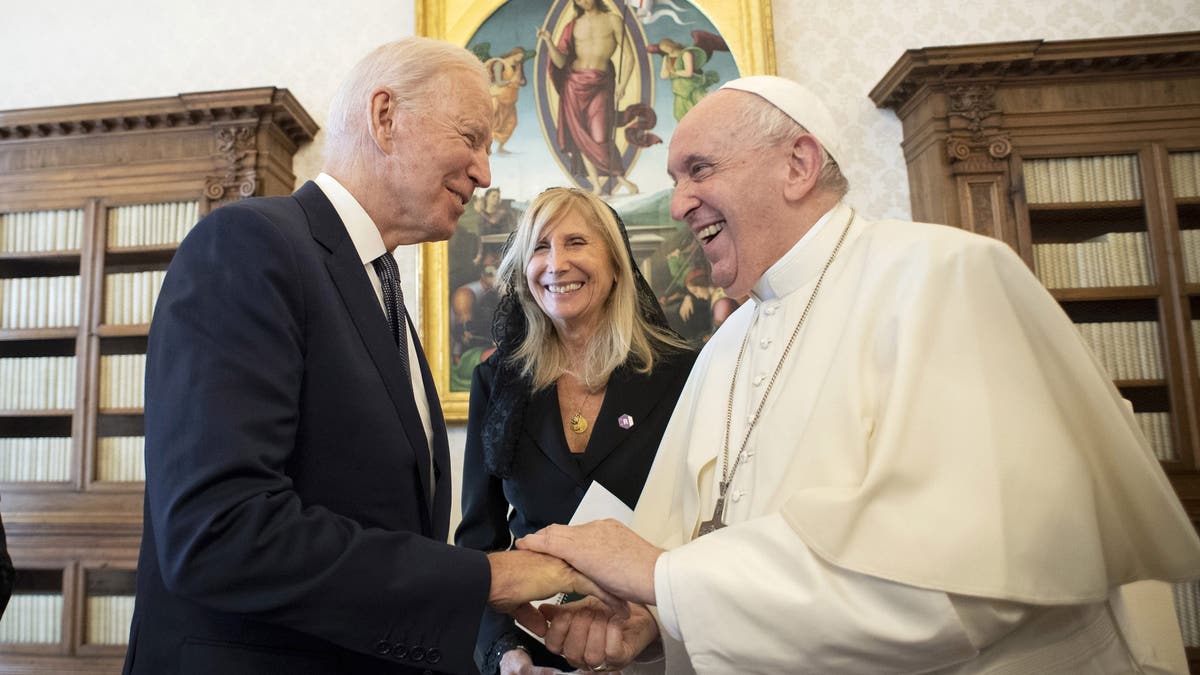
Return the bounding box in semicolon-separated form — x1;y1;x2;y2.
944;84;1012;167
204;124;259;204
870;31;1200;111
0;87;318;145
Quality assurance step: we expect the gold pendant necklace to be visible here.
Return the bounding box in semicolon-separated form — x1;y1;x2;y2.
698;211;855;537
563;378;600;435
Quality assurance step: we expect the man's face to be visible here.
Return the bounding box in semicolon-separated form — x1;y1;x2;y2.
382;70;492;244
667;91;790;298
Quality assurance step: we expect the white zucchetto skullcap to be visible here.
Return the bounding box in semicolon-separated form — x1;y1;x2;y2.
719;76;843;165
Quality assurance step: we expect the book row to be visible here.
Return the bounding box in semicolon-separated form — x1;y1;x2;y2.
1032;232;1152;289
1170;151;1200;199
86;595;135;645
106;201;200;250
0;594;62;644
99;354;146;410
0;209;85;254
0;437;71;482
1182;230;1200;284
0;356;76;411
0;275;81;330
1074;321;1163;381
1175;580;1200;647
1023;156;1142;204
97;436;146;482
1134;412;1176;462
0;436;145;483
103;270;166;326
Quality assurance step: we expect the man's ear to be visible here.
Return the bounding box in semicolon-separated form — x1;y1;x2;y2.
782;134;824;201
369;88;397;153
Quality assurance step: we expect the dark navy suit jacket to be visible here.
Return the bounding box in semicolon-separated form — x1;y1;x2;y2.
455;348;696;672
124;182;490;674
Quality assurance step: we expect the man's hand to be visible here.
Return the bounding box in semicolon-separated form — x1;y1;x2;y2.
487;550;628;631
516;520;662;606
528;598;660;673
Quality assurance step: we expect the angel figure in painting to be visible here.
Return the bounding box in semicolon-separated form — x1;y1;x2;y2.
484;46;530;154
537;0;658;196
650;30;729;121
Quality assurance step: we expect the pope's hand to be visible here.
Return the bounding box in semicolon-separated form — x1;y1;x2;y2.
516;520;662;606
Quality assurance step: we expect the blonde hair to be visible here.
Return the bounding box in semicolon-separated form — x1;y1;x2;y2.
324;37;487;177
496;188;687;391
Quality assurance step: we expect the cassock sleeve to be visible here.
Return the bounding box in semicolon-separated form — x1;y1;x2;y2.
654;513;1012;673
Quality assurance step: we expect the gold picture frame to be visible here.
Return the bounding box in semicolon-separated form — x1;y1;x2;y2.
418;0;776;421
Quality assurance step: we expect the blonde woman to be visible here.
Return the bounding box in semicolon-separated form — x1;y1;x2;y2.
456;187;696;674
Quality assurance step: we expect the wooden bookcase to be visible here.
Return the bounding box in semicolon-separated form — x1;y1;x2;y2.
871;31;1200;667
0;89;317;673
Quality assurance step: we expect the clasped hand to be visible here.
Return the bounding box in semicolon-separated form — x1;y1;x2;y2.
492;520;666;672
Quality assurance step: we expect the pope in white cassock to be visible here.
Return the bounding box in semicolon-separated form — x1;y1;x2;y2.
515;75;1200;674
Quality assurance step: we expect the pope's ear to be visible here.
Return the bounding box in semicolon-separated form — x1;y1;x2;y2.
782;134;825;201
368;88;398;152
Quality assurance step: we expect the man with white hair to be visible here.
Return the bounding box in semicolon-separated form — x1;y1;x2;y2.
517;75;1200;673
125;37;613;675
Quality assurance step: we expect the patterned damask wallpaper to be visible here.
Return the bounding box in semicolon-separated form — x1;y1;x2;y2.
773;0;1200;220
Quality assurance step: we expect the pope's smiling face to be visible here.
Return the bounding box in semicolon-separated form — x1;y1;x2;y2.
668;90;794;298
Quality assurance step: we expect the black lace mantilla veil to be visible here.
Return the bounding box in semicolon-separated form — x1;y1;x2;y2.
480;202;679;478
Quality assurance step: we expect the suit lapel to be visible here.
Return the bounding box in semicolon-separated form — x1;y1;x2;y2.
529;385;585;483
410;321;446;535
576;364;675;476
296;182;436;535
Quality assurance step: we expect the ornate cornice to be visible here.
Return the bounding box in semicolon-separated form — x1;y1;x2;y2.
870;31;1200;111
0;87;318;144
944;84;1011;165
204;124;259;204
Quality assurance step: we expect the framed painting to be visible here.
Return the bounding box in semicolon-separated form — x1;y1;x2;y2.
418;0;776;420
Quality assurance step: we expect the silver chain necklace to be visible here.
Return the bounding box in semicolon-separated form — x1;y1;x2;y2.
697;210;854;537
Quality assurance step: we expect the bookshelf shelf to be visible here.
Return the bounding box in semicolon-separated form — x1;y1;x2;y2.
0;250;82;263
1050;287;1161;302
0;88;316;669
873;32;1200;665
0;409;74;418
1114;379;1170;389
0;327;79;341
95;324;150;338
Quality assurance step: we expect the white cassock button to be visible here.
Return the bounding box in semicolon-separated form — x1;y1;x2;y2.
752;374;765;386
732;490;747;502
760;337;772;349
764;305;777;316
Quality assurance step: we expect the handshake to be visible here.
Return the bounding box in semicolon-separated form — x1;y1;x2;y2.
486;519;665;673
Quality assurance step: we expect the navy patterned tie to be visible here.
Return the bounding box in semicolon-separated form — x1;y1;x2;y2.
372;253;410;380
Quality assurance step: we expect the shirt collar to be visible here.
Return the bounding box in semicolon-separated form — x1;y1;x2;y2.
751;201;852;302
314;172;388;264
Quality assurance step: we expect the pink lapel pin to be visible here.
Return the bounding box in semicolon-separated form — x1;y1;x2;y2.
618;414;634;429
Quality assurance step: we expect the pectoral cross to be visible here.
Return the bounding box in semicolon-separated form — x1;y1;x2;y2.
696;484;728;537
